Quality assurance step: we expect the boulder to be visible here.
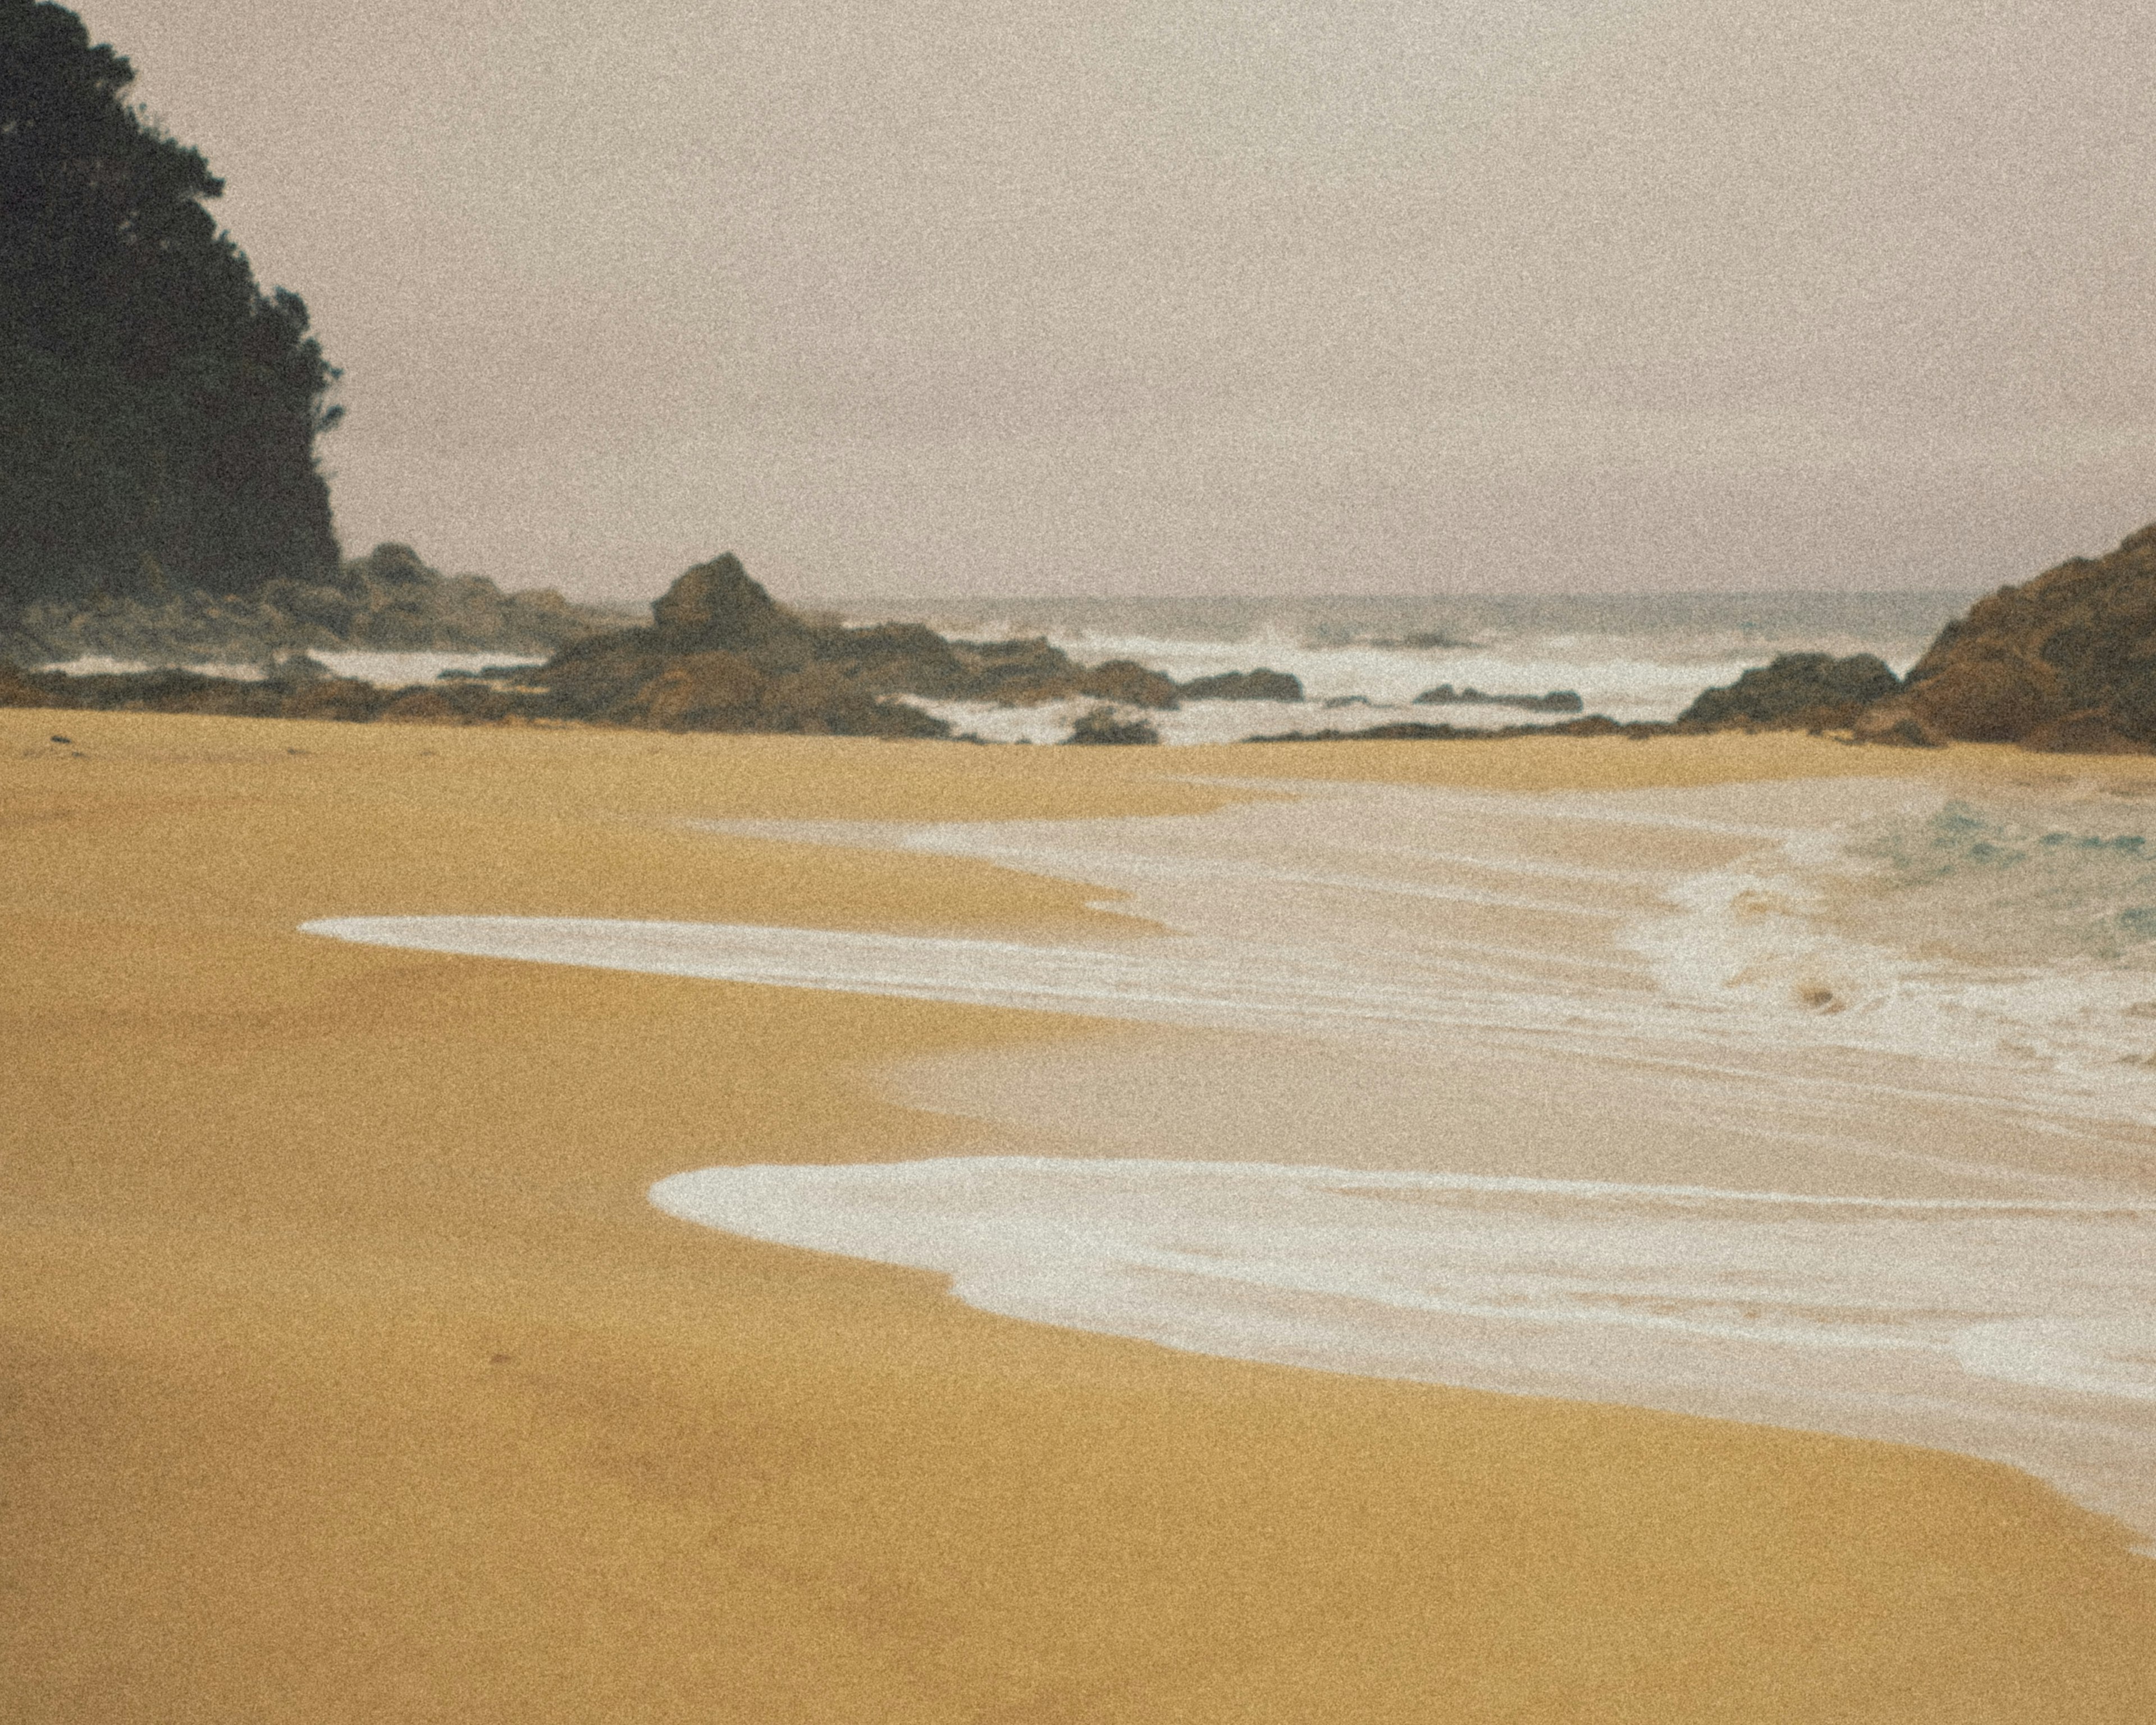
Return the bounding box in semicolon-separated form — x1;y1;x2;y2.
1065;706;1161;745
1076;659;1181;709
1678;653;1902;729
631;651;770;729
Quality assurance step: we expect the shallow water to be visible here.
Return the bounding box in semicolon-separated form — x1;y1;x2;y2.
306;771;2156;1543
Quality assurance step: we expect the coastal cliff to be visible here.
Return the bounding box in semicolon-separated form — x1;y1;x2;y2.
1679;521;2156;754
1879;523;2156;751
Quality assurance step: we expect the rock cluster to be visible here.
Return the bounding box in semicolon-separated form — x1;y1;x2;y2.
0;550;1318;740
0;541;621;667
1414;684;1584;714
0;659;525;724
519;555;1307;736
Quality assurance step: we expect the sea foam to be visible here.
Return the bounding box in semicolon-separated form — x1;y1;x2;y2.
304;772;2156;1543
648;1155;2156;1538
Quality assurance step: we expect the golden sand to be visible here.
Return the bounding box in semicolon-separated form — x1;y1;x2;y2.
4;710;2153;1722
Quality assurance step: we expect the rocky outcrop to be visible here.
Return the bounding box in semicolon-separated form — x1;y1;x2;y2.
521;556;953;737
1180;668;1304;701
0;660;526;723
1413;683;1584;714
0;541;622;666
1876;524;2156;750
1677;653;1901;730
647;553;816;655
519;555;1304;734
1;548;1318;743
1672;523;2156;752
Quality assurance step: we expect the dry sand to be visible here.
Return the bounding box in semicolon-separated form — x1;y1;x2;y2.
4;709;2154;1723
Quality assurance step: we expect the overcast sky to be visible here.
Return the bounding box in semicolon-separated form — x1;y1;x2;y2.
72;0;2156;603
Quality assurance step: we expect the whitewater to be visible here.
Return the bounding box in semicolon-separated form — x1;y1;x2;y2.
849;589;1978;741
307;767;2156;1545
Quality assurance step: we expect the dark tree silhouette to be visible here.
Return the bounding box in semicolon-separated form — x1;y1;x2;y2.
1;0;341;606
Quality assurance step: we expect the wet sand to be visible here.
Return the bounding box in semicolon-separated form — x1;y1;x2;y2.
4;710;2154;1722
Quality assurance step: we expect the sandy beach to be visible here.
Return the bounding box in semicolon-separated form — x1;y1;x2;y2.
6;709;2155;1723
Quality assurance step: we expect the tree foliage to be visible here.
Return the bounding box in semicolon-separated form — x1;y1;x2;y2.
1;0;340;606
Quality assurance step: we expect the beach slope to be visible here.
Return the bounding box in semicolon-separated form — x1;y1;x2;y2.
3;712;2153;1723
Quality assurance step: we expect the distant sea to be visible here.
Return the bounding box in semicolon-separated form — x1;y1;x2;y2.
830;591;1984;742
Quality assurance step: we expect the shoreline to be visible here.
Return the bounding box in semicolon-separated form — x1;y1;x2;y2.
6;708;2155;1721
317;765;2156;1540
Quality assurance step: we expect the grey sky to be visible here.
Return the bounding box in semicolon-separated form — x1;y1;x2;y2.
74;0;2156;603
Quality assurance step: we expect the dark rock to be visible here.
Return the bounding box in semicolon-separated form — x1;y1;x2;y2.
277;679;392;723
651;554;812;656
1245;713;1658;745
1180;668;1304;701
1413;684;1584;714
1064;706;1161;745
2016;713;2145;754
0;540;619;667
1667;522;2156;753
1884;523;2156;750
1361;631;1479;650
377;688;465;724
1852;714;1942;749
1074;659;1181;709
350;542;436;589
0;663;70;708
1678;653;1902;729
628;650;770;729
843;631;1081;702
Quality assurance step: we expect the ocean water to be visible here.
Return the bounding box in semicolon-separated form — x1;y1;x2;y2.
844;590;1979;741
308;769;2156;1545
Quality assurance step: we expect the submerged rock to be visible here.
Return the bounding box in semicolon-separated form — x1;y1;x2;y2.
1180;668;1304;702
